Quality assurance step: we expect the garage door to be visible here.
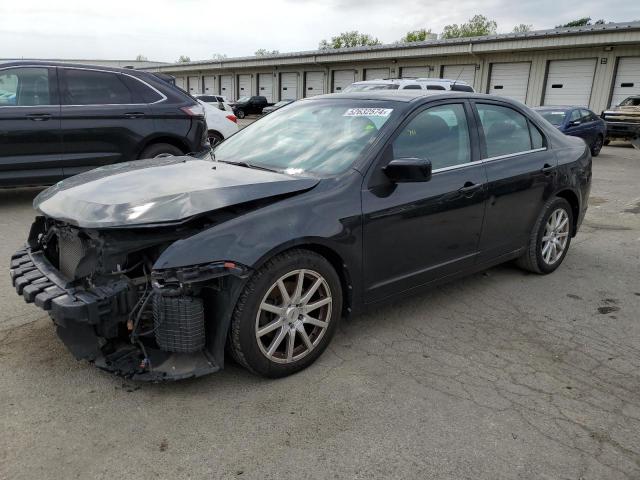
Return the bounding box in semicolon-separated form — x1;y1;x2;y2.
219;75;233;100
611;57;640;106
488;62;531;103
543;59;597;107
188;76;200;95
442;65;476;87
280;73;298;100
364;68;389;80
258;73;273;102
401;66;430;78
237;74;251;99
333;70;355;92
174;76;186;90
203;76;215;94
305;72;325;97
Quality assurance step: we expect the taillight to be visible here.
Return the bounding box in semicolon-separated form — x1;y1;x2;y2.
181;104;205;117
226;114;237;124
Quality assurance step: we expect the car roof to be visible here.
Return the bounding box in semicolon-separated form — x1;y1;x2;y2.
0;60;152;77
351;78;470;86
304;91;518;105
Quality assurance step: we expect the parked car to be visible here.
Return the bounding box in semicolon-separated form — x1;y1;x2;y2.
0;61;209;188
11;90;591;381
262;99;295;114
534;106;607;156
601;95;640;149
343;78;475;93
197;100;238;145
229;95;273;118
194;94;233;112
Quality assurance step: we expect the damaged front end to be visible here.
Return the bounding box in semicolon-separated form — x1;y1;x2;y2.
10;216;250;381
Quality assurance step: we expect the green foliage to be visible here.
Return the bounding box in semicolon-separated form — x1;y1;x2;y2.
177;55;191;63
211;53;227;61
254;49;280;56
400;29;436;43
441;15;498;39
512;24;532;33
556;17;606;28
319;31;381;49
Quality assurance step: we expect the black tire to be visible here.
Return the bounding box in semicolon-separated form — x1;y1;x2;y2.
139;143;183;159
603;139;611;146
236;109;246;119
228;249;342;378
208;131;224;147
590;134;604;157
516;197;573;274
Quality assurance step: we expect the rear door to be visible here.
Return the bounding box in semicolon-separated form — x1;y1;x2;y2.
59;67;153;176
472;101;555;261
0;66;62;187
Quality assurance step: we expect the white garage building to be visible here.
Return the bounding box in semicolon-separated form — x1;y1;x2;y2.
144;22;640;112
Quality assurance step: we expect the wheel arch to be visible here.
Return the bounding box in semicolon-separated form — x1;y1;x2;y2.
136;135;189;159
555;189;580;236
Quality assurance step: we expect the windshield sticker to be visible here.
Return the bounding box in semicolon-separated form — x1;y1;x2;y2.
344;108;393;117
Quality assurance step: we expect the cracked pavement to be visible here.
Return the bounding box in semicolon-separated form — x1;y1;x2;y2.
1;145;639;479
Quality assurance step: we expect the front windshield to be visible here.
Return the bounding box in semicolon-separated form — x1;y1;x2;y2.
620;97;640;107
236;96;250;102
342;83;400;93
213;100;396;175
538;110;567;126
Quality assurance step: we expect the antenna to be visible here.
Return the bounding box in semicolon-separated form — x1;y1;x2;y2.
452;65;465;87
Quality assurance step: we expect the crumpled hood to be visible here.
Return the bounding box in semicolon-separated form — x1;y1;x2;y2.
34;157;319;228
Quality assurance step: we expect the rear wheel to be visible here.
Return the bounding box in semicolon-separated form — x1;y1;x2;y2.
516;197;573;274
236;109;246;119
139;143;183;159
591;134;603;157
208;131;223;147
228;249;342;378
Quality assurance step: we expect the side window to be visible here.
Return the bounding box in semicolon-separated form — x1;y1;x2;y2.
529;121;545;149
580;109;594;122
122;75;163;103
402;84;422;90
426;85;446;90
62;69;133;105
0;68;51;106
392;103;471;170
476;103;534;158
569;109;581;123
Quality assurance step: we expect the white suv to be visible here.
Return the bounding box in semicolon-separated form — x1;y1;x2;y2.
342;78;474;93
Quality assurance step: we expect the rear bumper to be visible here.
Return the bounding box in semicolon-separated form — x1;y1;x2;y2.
10;247;220;381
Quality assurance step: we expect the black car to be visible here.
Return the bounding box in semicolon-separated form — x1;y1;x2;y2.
533;106;607;156
0;61;209;187
10;91;591;381
262;99;295;114
230;95;272;118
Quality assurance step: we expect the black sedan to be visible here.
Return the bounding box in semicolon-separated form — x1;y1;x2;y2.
11;91;592;381
534;106;607;156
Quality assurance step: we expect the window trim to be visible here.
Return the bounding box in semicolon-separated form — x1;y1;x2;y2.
0;65;58;108
471;100;549;161
59;66;167;107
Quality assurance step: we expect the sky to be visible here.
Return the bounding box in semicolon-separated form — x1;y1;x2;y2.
2;0;638;63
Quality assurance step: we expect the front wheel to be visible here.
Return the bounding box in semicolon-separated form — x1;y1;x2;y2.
236;109;246;119
208;131;223;147
228;249;342;378
591;134;603;157
516;197;573;274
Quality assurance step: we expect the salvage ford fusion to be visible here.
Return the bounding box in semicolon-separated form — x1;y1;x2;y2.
11;91;591;380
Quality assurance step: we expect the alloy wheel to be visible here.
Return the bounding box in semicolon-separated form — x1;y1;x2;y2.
541;208;570;265
255;269;332;364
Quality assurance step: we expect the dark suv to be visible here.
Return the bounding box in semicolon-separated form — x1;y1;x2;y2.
230;95;272;118
0;61;208;187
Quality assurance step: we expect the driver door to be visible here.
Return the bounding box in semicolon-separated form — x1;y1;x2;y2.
361;101;488;303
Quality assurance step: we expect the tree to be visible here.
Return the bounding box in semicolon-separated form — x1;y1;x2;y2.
441;14;498;39
211;53;227;61
512;24;532;33
177;55;191;63
319;31;381;49
556;17;606;28
400;29;436;43
255;49;280;56
135;54;148;61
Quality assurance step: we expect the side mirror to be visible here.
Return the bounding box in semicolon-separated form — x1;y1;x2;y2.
383;158;432;183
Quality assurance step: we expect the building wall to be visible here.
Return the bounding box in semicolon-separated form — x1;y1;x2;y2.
163;44;640;112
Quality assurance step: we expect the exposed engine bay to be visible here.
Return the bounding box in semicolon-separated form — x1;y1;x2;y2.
12;215;250;381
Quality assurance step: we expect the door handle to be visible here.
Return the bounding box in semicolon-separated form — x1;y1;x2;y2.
541;164;555;175
124;112;145;119
458;181;482;196
26;113;52;121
